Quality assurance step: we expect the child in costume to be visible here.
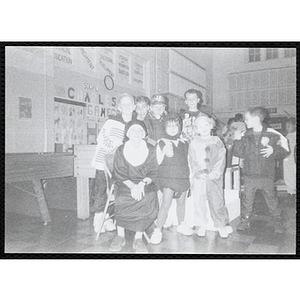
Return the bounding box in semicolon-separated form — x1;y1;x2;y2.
110;120;159;253
189;114;233;238
150;112;192;244
91;93;135;233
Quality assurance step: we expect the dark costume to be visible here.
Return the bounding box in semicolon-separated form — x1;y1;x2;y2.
156;112;190;193
113;120;159;232
232;125;289;219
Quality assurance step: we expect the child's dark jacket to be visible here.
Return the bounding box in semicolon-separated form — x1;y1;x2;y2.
232;125;289;179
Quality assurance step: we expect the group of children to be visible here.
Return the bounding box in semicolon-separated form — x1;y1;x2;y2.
91;89;292;251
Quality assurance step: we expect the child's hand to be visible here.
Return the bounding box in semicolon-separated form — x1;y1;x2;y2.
234;130;245;140
260;145;274;158
130;184;144;201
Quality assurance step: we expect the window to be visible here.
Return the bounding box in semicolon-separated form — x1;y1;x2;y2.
284;48;296;58
266;48;278;60
249;48;261;62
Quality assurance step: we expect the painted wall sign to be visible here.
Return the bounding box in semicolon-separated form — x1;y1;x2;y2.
53;47;73;65
86;103;118;120
52;48;150;148
117;52;130;84
104;75;114;90
99;47;115;78
132;58;144;87
80;48;95;70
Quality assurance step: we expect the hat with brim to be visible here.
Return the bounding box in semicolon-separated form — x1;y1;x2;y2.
151;94;166;105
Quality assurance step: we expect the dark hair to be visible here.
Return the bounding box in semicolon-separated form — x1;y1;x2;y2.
135;95;150;106
165;116;181;129
163;112;182;140
227;117;236;126
286;117;296;126
184;89;203;105
234;113;244;122
246;106;268;123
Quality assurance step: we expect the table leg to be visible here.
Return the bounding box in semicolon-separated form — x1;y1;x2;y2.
32;179;52;225
76;177;90;220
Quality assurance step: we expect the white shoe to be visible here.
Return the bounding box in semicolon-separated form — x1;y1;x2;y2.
104;216;116;231
151;228;162;245
93;212;105;233
218;227;229;238
196;227;206;237
225;225;233;234
177;223;193;236
163;221;173;229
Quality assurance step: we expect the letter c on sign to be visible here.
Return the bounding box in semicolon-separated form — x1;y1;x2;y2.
68;87;75;99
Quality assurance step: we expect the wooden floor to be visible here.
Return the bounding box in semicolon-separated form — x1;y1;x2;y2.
4;191;296;256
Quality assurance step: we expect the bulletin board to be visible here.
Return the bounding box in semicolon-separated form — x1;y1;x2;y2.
54;98;86;150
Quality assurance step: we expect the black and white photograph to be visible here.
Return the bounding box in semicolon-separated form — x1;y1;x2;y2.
3;44;297;255
1;2;300;299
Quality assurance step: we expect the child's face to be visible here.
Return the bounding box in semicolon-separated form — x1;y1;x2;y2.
229;122;238;132
244;112;260;129
150;104;165;119
127;125;144;143
119;96;135;116
286;122;296;133
166;121;179;137
135;102;149;120
196;119;212;137
185;93;199;111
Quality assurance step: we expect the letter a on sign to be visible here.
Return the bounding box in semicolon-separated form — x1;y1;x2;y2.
85;93;90;102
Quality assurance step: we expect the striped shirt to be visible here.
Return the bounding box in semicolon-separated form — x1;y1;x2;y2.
91;116;128;170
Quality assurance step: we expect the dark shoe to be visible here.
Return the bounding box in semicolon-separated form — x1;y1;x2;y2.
109;236;125;252
133;238;148;253
237;218;250;231
274;221;285;234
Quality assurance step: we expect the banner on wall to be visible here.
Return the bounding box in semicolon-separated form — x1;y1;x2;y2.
77;47;96;71
98;47;115;78
53;47;73;66
132;57;145;89
117;51;130;85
